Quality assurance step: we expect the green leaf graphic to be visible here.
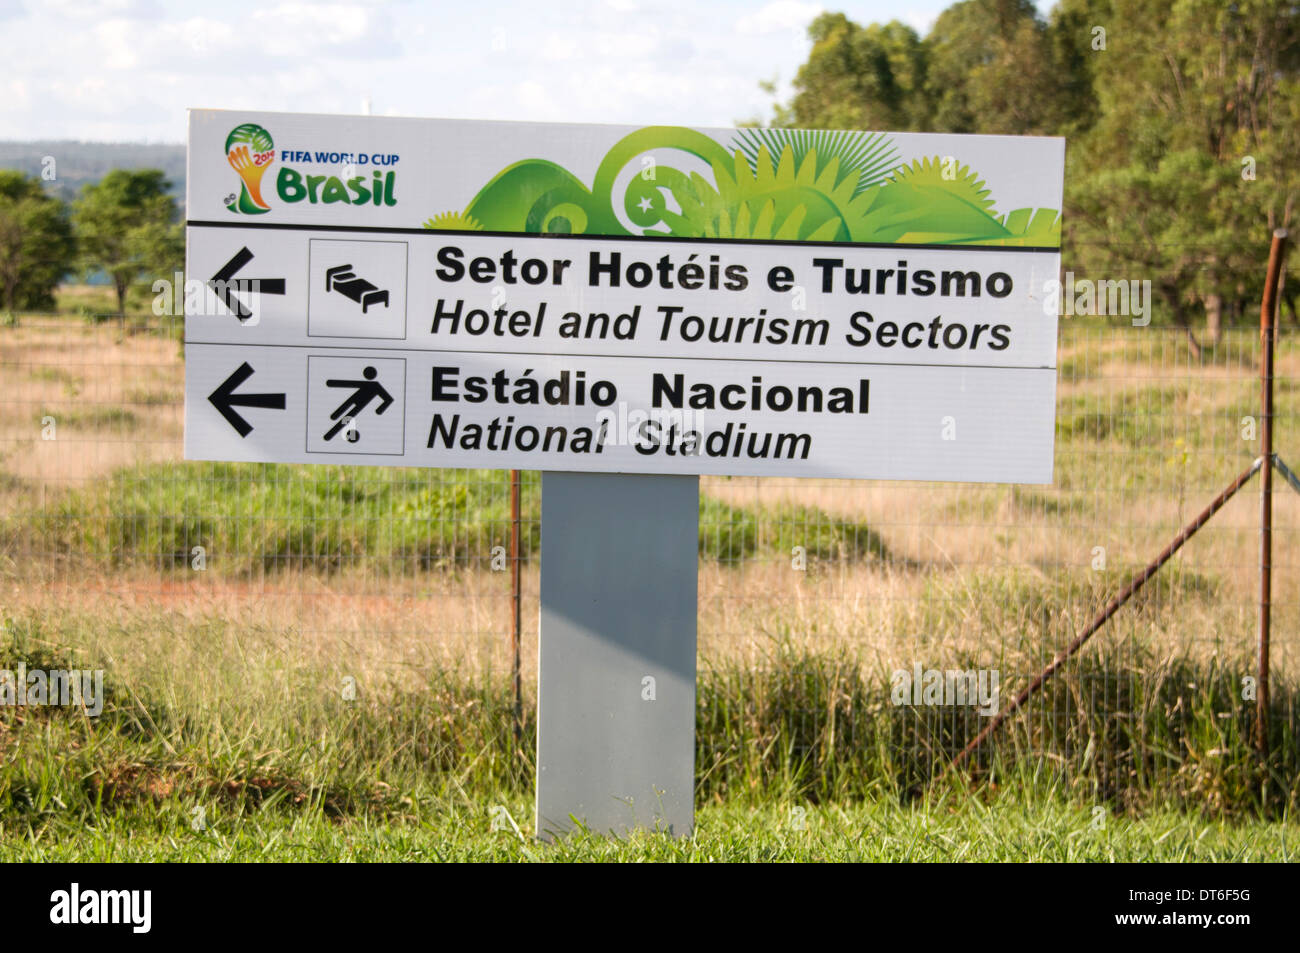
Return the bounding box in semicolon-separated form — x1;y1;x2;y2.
422;127;1060;248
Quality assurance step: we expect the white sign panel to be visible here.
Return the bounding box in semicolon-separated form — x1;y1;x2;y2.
185;110;1064;481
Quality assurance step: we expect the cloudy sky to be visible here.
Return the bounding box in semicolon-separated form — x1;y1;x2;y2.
1;0;1053;143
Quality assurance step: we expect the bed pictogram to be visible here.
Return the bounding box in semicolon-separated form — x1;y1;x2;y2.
324;263;390;313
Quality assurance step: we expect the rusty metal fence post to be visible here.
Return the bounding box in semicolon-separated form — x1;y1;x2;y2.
510;468;523;745
1257;228;1289;759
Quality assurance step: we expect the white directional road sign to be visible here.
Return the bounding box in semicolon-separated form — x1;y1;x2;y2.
185;110;1065;481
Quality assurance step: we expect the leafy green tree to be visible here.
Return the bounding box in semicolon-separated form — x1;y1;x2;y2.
925;0;1063;134
776;3;1097;137
74;169;182;318
778;13;930;131
1067;0;1300;350
1045;0;1106;138
0;171;75;314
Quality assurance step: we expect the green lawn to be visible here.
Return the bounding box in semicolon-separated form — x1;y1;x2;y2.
2;795;1292;862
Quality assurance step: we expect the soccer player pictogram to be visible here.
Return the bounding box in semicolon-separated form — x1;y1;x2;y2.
323;366;393;442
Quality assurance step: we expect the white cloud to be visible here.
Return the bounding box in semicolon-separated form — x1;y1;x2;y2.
736;0;822;35
539;32;581;62
249;3;398;58
513;79;556;119
43;0;158;18
94;19;140;69
0;0;859;141
4;77;30;108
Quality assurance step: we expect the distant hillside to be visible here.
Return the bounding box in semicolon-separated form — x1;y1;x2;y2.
0;140;185;204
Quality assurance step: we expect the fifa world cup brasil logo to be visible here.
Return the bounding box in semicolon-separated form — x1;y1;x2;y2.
225;124;275;214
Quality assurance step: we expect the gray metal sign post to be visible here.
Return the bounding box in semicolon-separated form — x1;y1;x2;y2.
536;471;699;838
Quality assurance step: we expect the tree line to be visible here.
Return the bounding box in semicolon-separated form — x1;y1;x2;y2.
0;168;181;319
770;0;1299;351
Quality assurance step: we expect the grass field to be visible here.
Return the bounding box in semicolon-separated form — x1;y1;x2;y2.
0;607;1295;860
1;302;1298;859
5;796;1293;862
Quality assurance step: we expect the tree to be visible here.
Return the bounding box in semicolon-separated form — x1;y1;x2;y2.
0;171;75;314
925;0;1067;135
1045;0;1106;139
776;3;1096;137
74;169;182;318
1067;0;1300;350
778;13;930;131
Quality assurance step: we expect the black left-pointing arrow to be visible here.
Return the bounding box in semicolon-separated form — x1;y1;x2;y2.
209;246;286;321
208;361;286;437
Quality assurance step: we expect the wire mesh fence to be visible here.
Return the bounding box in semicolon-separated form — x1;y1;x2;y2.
1;305;1296;810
